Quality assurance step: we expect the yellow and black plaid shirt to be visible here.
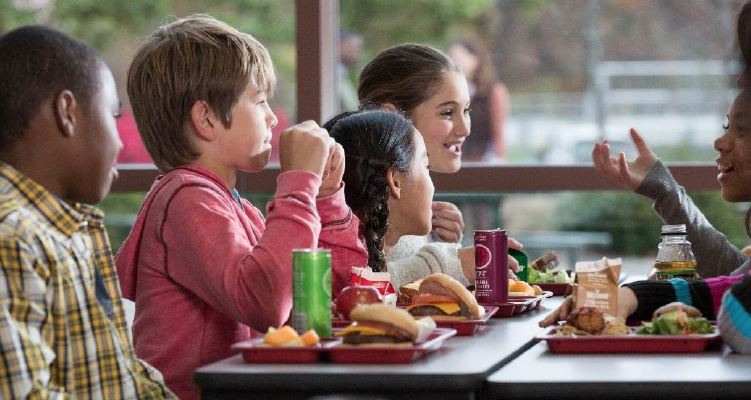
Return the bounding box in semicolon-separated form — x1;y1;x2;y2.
0;163;174;399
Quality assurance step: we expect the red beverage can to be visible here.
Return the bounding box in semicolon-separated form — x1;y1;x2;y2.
474;229;509;305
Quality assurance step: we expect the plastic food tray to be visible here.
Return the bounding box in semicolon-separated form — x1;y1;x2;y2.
327;327;457;364
231;339;338;363
536;327;721;354
530;283;572;296
484;291;552;318
428;306;498;336
334;306;498;336
233;328;458;364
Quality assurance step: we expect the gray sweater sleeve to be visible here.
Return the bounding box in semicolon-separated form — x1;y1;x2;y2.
386;243;468;290
635;160;746;277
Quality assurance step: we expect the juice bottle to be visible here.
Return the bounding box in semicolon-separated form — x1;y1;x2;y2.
651;224;699;280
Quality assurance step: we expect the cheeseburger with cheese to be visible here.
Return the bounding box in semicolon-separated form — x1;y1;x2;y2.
406;273;485;320
336;303;418;346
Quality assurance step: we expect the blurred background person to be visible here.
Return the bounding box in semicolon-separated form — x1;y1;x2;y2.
448;37;509;163
339;30;363;112
448;37;511;231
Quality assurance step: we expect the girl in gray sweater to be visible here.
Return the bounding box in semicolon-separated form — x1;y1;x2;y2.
542;3;751;354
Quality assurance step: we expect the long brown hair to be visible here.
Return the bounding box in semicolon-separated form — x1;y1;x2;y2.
357;43;459;116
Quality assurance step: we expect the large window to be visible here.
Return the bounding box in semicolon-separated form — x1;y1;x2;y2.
3;0;746;272
339;0;747;274
2;0;296;167
341;0;741;165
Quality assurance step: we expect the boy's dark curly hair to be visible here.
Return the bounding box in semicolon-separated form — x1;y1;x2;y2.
324;109;416;272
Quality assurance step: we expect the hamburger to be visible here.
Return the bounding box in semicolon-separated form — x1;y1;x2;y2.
335;303;418;346
398;279;423;304
405;273;485;321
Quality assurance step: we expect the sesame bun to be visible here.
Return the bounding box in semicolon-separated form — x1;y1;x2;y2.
398;279;423;303
349;303;419;339
419;273;484;319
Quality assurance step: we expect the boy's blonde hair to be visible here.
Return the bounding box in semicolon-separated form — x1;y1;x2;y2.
127;14;276;171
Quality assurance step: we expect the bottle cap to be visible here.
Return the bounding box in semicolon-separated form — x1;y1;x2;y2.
661;224;687;236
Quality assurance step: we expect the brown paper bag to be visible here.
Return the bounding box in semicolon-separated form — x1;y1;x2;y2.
574;258;622;316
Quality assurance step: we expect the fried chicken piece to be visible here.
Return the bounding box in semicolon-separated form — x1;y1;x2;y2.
566;306;605;334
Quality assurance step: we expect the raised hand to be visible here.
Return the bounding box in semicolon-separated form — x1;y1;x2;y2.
431;201;464;243
318;141;345;198
507;237;523;275
539;295;575;327
279;120;334;178
591;128;658;191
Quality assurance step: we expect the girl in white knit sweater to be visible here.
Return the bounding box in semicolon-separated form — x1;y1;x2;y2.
355;43;521;289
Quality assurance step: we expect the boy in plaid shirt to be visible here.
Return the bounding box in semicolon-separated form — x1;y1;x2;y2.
0;26;173;398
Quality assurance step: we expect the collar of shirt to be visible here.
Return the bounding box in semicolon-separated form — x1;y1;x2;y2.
0;162;104;237
230;188;244;207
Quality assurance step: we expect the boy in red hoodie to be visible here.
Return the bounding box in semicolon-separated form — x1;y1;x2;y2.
116;15;366;399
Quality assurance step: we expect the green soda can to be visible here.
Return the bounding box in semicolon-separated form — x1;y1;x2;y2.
509;248;528;282
291;248;332;337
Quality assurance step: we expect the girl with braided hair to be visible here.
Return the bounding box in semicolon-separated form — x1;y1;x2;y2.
326;109;472;289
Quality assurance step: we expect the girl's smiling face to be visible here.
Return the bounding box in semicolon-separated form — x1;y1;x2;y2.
410;71;471;174
715;89;751;202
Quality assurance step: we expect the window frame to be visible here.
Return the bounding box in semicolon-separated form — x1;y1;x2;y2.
111;0;721;195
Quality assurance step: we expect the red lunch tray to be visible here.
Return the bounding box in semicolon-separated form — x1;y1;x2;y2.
536;327;721;354
429;306;498;336
530;283;572;296
233;327;458;364
485;291;552;318
334;306;498;336
326;327;457;364
231;338;339;363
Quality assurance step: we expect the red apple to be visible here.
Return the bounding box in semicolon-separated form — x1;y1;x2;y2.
335;285;382;320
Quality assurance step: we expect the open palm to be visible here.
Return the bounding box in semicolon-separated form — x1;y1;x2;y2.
591;128;658;191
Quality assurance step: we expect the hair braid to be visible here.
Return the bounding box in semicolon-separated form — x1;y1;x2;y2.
361;170;390;272
326;109;416;273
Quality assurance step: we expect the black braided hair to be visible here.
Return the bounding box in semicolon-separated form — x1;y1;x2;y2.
325;109;416;272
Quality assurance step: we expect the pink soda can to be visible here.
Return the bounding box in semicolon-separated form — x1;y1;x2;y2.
474;229;509;305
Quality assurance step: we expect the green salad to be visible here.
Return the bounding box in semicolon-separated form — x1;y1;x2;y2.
636;310;713;335
527;268;573;284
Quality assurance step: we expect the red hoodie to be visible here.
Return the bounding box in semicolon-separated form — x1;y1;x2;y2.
116;164;366;399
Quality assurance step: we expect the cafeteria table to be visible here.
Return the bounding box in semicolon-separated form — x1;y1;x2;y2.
194;297;562;400
482;338;751;400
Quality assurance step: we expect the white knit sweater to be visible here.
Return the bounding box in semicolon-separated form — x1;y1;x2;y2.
385;234;469;290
